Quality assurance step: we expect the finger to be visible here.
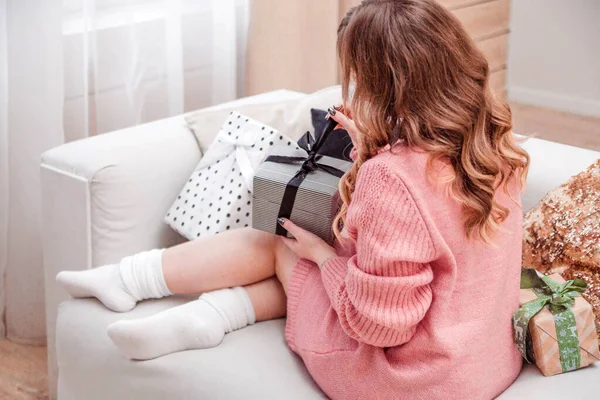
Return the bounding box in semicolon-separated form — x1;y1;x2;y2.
277;218;304;239
325;105;346;130
327;107;356;131
337;104;352;119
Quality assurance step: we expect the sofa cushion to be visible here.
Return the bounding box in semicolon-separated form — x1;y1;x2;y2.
56;298;325;400
56;297;600;400
497;361;599;399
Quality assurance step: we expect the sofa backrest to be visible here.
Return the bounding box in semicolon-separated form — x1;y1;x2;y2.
185;87;343;152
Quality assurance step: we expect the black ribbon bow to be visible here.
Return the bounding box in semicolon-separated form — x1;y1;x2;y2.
309;108;354;160
265;117;345;236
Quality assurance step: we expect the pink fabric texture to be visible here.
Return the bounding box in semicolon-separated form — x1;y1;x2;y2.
285;144;523;400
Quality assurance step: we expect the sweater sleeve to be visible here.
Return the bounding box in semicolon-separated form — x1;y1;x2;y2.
320;161;435;347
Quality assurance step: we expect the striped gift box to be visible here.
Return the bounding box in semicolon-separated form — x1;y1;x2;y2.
252;146;352;244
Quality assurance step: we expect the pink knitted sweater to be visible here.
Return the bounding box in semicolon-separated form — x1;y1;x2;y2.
285;144;523;400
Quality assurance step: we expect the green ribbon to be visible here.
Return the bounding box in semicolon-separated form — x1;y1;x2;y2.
513;269;587;372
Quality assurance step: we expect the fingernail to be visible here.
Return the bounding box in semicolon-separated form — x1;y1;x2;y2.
277;218;285;226
327;106;336;116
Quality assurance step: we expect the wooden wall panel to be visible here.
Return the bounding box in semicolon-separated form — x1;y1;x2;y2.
247;0;511;96
438;0;486;10
489;69;507;94
477;33;509;72
452;0;510;41
339;0;361;19
246;0;340;95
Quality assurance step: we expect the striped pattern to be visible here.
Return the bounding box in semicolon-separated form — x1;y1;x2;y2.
320;161;436;347
252;197;335;243
251;147;352;243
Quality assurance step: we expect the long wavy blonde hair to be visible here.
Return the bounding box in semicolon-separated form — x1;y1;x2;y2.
333;0;530;242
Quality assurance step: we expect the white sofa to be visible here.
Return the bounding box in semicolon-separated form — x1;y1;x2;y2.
41;90;600;399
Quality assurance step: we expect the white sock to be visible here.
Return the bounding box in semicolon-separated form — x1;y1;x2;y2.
107;286;256;360
56;249;171;312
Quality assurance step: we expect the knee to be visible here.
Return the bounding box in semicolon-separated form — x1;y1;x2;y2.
273;238;286;281
273;237;298;288
243;227;283;273
240;228;295;283
240;227;278;253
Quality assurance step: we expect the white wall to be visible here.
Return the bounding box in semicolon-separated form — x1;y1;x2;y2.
507;0;600;117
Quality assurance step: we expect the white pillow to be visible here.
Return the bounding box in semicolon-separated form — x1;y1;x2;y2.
185;85;343;152
165;112;297;240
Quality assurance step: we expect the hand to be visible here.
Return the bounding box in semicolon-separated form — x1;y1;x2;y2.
327;105;360;150
278;218;337;267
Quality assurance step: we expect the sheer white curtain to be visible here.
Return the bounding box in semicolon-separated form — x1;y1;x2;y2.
0;0;64;344
0;0;8;341
62;0;248;140
0;0;248;342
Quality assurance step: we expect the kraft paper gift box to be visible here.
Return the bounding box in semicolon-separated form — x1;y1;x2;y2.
513;270;600;376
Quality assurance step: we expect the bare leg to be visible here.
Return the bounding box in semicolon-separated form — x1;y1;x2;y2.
163;228;278;294
244;276;287;321
162;227;298;295
104;228;298;360
57;226;298;314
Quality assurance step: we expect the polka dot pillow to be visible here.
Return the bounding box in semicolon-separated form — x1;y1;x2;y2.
165;111;297;240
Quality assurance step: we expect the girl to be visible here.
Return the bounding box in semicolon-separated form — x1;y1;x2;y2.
57;0;530;398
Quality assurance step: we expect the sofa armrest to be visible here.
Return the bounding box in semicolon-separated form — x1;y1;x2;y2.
41;89;306;276
41;115;200;397
42;89;308;398
41;115;200;265
519;136;600;211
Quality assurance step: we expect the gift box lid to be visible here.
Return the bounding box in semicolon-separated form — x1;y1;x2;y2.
254;146;352;218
